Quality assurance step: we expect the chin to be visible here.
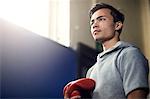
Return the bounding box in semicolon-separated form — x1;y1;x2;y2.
94;37;103;43
94;37;101;41
95;38;100;42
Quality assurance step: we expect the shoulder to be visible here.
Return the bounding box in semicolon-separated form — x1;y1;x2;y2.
116;45;149;77
116;41;145;58
118;45;147;62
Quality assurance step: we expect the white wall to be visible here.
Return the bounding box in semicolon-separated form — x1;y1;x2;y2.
140;0;150;60
70;0;96;49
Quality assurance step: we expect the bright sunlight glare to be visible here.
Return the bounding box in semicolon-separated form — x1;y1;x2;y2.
0;0;50;38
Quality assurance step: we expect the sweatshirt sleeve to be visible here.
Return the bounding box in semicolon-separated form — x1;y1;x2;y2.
118;47;149;96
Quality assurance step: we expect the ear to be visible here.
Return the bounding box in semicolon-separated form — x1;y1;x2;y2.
115;21;123;31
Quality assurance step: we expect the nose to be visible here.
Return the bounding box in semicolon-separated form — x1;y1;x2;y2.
92;20;99;29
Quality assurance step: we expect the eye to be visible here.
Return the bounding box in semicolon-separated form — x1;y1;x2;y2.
97;17;106;21
90;20;94;26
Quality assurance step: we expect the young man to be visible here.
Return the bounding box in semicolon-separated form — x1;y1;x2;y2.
64;3;149;99
86;3;149;99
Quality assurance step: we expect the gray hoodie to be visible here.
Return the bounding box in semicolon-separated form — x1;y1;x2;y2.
86;41;149;99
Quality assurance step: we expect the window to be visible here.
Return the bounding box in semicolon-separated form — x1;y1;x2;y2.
49;0;70;46
0;0;70;47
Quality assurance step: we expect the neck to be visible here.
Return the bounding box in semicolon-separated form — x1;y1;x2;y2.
102;34;120;51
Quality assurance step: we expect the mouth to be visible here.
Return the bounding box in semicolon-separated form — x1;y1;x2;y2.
93;30;101;35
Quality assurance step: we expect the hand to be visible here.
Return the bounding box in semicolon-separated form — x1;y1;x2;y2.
63;78;96;99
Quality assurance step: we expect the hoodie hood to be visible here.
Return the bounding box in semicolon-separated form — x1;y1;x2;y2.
98;41;137;58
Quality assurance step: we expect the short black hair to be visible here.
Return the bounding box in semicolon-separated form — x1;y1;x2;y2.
89;3;125;23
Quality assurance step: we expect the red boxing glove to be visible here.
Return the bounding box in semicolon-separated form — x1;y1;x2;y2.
63;78;96;99
70;90;81;99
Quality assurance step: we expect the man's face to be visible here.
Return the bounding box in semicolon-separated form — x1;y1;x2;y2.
90;8;117;42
